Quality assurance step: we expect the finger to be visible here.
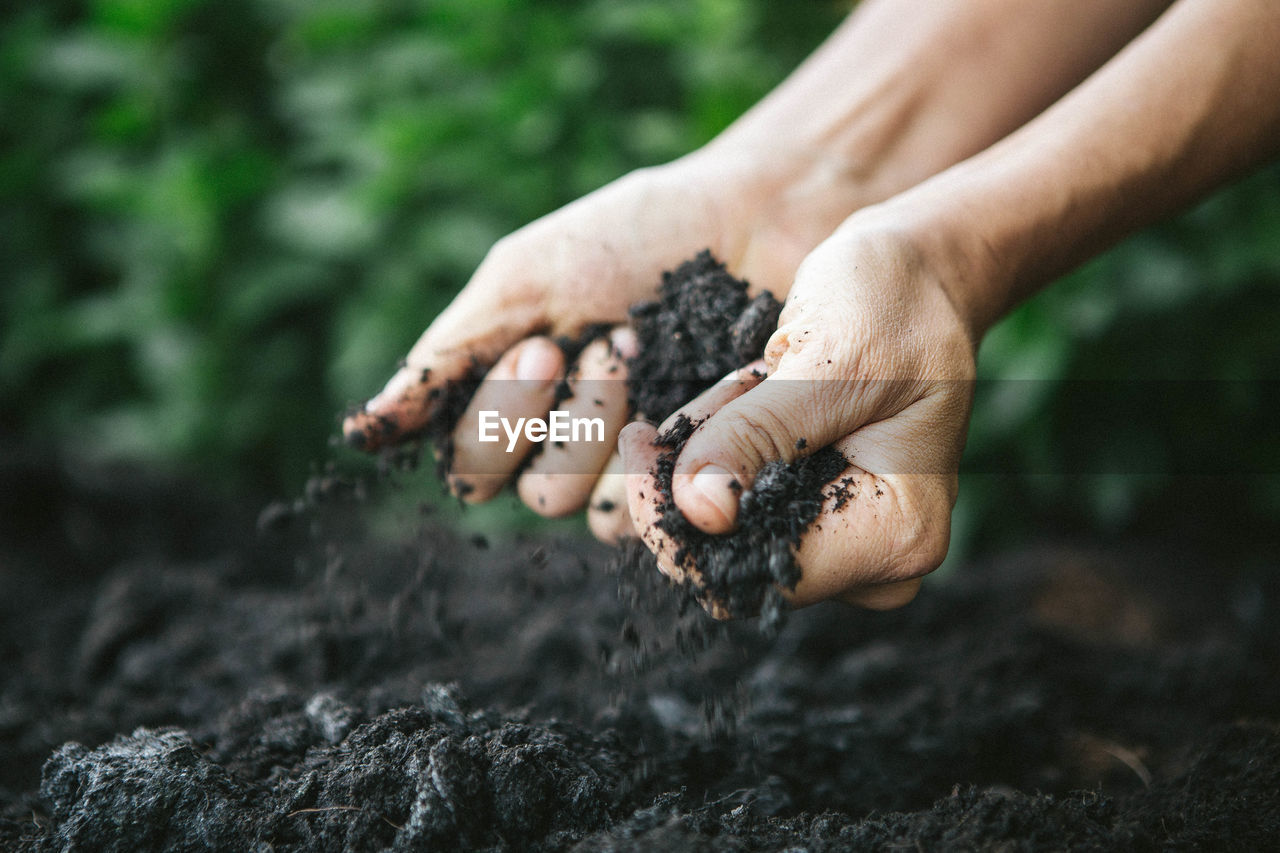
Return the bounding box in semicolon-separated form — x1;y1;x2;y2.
586;453;633;543
342;252;546;450
618;423;732;622
618;422;691;584
446;336;564;502
518;328;635;517
839;579;923;611
653;361;767;434
669;362;919;535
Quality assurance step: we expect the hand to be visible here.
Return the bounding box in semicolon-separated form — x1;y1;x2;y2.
618;223;977;612
343;148;864;540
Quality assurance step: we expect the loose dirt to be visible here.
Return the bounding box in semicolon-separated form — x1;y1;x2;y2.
2;449;1279;850
5;253;1278;850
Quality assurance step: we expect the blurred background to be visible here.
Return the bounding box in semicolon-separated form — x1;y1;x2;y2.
3;0;1278;564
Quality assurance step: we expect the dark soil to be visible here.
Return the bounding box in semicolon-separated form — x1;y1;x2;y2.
6;256;1278;850
3;446;1280;851
626;250;843;620
626;249;781;423
646;415;849;622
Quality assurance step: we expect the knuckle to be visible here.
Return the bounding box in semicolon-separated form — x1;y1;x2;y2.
887;486;952;580
763;327;791;370
763;322;821;366
721;406;792;471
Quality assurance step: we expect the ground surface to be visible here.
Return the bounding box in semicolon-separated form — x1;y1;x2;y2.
2;445;1279;851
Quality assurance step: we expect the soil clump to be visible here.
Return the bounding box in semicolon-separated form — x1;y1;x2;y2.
625;250;781;423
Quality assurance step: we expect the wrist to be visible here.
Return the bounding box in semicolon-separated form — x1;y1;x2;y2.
672;140;877;295
835;192;1017;346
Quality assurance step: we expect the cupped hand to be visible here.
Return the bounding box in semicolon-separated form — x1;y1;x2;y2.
343;148;859;538
619;223;978;612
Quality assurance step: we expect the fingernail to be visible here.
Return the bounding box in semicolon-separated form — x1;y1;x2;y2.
689;465;739;528
516;338;561;383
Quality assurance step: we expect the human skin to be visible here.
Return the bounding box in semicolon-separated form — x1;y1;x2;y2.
340;0;1280;611
619;0;1280;611
344;0;1172;540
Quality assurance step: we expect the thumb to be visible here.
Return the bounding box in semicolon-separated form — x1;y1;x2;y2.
342;257;545;450
670;364;916;534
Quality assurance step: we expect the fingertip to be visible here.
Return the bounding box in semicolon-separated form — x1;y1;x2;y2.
587;499;634;544
446;474;483;504
341;414;371;450
344;360;446;451
341;409;399;452
515;336;564;383
587;455;635;544
617;421;657;468
700;596;733;621
516;473;593;518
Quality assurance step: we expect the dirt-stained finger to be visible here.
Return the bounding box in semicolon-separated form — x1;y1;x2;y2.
518;329;635;517
618;422;691;584
342;351;476;452
446;337;564;503
342;258;547;450
586;453;635;543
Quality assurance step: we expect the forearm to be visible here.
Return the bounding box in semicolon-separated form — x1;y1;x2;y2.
865;0;1280;338
699;0;1173;210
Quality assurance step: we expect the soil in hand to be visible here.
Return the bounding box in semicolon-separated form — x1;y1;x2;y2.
626;250;848;620
626;249;781;423
645;414;849;621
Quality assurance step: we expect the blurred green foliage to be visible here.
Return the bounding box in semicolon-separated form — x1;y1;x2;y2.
2;0;1278;555
0;0;843;494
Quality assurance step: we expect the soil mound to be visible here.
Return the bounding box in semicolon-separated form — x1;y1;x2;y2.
2;453;1279;850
